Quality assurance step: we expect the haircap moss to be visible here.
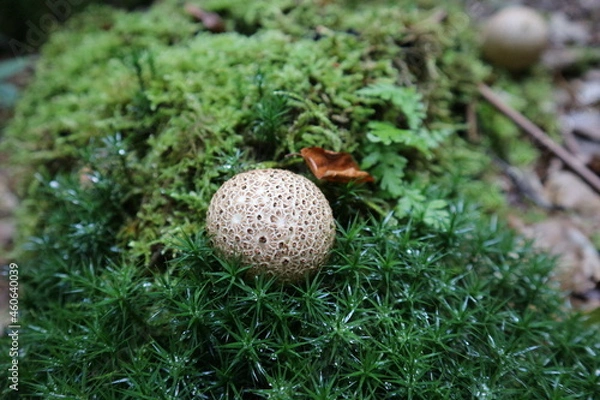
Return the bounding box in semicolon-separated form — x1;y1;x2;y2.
206;168;336;282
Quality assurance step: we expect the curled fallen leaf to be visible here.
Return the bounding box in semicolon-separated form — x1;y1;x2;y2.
300;147;374;183
184;3;225;33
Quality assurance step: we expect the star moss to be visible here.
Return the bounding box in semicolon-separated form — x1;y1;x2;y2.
1;0;599;398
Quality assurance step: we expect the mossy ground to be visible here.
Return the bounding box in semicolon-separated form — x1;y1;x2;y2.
0;0;599;398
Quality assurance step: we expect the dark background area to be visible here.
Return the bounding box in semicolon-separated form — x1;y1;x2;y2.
0;0;153;56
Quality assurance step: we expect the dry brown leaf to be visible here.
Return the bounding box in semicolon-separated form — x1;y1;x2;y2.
561;109;600;141
299;147;374;183
544;168;600;218
515;216;600;310
548;12;590;46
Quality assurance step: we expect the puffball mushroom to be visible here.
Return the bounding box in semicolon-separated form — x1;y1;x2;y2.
481;6;549;71
206;168;336;282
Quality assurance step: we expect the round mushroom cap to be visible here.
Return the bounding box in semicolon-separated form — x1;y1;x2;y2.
481;6;549;71
206;168;336;282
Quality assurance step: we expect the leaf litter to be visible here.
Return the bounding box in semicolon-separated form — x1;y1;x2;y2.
474;0;600;311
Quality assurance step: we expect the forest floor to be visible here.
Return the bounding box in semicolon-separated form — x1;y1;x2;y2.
469;0;600;310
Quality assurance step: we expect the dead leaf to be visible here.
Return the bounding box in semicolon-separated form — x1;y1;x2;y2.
515;216;600;310
576;75;600;106
184;3;225;33
548;12;590;46
544;168;600;218
561;109;600;141
299;147;374;183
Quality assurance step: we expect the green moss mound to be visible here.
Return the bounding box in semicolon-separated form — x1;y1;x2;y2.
3;0;492;259
1;0;599;398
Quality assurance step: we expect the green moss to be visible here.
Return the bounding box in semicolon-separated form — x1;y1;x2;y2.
3;0;489;259
478;68;558;167
1;0;599;398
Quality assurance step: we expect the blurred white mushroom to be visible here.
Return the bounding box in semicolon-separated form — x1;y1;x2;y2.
481;6;549;71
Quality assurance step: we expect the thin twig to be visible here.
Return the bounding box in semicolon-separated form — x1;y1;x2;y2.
478;83;600;195
466;101;479;143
